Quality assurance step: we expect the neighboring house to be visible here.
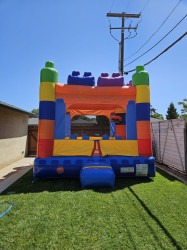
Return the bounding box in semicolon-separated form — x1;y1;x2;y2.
0;101;34;169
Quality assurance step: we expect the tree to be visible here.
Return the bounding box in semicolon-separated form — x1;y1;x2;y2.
166;102;179;120
150;105;164;120
96;116;109;126
31;108;39;117
178;98;187;118
72;115;94;121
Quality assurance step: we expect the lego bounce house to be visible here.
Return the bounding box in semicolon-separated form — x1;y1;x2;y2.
33;61;156;188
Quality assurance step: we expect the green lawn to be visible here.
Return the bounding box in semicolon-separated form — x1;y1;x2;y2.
0;168;187;250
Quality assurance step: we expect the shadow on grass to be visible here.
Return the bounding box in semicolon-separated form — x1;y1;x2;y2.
2;169;153;195
92;177;153;194
128;187;182;250
156;167;182;182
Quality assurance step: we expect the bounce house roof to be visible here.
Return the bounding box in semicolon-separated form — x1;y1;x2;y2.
55;84;136;117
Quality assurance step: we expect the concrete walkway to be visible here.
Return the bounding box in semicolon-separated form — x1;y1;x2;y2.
0;157;35;194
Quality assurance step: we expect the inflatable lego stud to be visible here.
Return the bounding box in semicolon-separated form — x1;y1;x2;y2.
132;65;149;86
40;61;58;83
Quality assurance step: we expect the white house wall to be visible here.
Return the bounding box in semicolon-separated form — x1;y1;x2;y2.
0;107;29;169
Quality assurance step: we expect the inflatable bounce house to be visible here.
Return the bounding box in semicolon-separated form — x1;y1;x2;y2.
33;61;155;188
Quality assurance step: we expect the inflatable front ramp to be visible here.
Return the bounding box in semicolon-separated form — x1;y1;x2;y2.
80;162;115;188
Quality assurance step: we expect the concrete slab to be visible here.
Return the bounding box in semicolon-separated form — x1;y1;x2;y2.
0;157;35;194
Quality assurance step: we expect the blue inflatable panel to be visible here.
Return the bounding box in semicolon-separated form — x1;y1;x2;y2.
65;114;71;137
54;99;66;139
80;162;115;188
126;100;137;140
67;71;95;86
33;156;156;180
34;156;88;179
39;101;55;120
136;103;150;121
108;156;156;177
110;121;115;137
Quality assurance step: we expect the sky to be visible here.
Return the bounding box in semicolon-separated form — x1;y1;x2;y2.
0;0;187;118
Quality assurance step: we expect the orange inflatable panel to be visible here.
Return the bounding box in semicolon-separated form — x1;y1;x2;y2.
138;139;152;157
116;124;126;139
38;120;55;139
137;121;151;140
37;139;54;158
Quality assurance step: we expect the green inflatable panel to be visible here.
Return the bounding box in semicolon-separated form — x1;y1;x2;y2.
40;61;58;83
132;65;149;86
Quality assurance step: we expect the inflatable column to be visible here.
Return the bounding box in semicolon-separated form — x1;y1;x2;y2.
110;120;116;137
65;113;71;137
37;61;58;158
54;98;66;140
126;101;137;140
132;65;152;156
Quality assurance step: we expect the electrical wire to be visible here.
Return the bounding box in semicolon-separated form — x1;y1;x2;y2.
107;12;120;43
109;0;116;12
140;0;151;13
125;14;187;67
107;0;120;43
126;0;131;12
124;32;187;74
125;31;138;40
125;0;183;61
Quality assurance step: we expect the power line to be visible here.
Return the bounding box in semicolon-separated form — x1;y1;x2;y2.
124;32;187;74
107;16;120;43
109;0;116;12
125;14;187;67
125;0;183;61
126;0;131;12
140;0;151;13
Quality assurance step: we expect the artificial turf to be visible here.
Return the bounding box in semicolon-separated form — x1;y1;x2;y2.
0;168;187;250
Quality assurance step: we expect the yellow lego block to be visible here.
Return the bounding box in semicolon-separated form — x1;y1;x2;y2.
136;85;150;103
40;82;55;101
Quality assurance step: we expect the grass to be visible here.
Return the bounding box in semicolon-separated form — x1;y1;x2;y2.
0;168;187;250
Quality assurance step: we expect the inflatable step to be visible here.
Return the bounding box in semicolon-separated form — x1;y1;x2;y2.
80;162;115;188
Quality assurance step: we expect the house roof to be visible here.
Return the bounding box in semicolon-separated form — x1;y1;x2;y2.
71;118;97;125
28;118;97;126
28;118;39;125
0;101;35;117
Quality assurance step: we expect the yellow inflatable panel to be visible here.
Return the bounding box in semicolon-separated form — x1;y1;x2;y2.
40;82;55;101
136;85;150;103
53;140;94;156
100;140;139;156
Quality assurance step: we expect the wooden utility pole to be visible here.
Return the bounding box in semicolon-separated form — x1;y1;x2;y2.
106;12;140;75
